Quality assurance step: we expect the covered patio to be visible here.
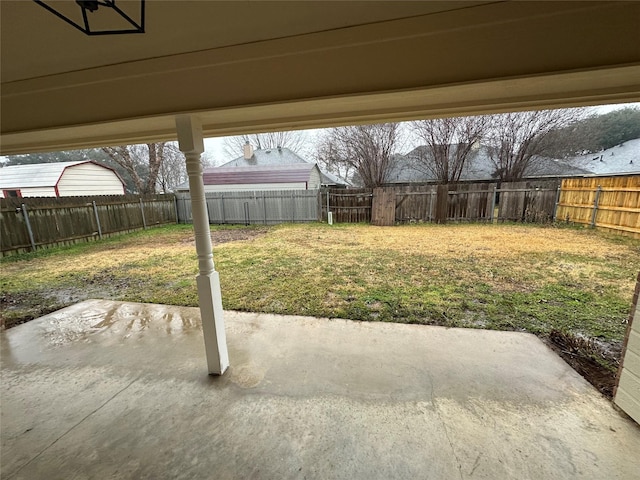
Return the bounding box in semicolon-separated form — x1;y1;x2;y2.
2;2;640;477
3;300;639;479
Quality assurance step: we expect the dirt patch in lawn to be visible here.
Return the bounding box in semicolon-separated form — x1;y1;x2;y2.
545;330;622;399
0;283;119;329
182;227;269;247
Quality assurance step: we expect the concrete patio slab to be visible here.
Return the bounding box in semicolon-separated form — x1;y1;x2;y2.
1;299;638;479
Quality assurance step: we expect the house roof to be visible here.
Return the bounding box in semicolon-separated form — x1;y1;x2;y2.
221;147;307;168
387;145;594;183
202;163;318;186
221;147;347;186
570;137;640;175
0;161;90;189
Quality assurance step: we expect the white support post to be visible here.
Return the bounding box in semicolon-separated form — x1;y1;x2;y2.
176;115;229;375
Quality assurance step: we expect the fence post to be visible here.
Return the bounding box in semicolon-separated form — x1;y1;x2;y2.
174;196;180;224
291;193;296;223
326;191;330;222
552;185;561;222
263;193;267;224
139;198;147;229
244;202;250;226
590;185;602;228
434;184;449;224
490;186;497;223
429;191;435;222
92;201;103;239
21;204;36;252
220;194;226;224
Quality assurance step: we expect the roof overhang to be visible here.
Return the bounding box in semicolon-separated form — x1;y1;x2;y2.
2;1;639;155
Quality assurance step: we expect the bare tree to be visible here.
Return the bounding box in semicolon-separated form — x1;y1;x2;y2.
155;143;189;193
410;115;489;183
314;137;355;185
102;142;174;194
485;109;583;181
222;130;309;159
315;123;400;187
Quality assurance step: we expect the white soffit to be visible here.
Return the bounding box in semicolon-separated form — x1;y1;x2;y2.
1;1;639;154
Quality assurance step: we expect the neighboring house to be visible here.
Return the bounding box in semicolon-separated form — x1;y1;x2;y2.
175;163;323;192
570;137;640;175
0;161;125;198
220;144;347;187
387;145;593;184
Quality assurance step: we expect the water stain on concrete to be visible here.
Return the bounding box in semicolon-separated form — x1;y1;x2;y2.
228;362;267;389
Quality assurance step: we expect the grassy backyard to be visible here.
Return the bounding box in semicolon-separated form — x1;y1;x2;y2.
2;222;638;335
2;222;639;393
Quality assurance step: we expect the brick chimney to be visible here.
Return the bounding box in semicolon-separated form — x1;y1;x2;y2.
243;141;254;160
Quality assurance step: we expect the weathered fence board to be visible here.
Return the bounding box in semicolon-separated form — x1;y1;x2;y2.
371;188;396;226
322;189;373;223
0;194;177;256
556;175;640;238
176;190;319;225
393;185;437;223
447;183;497;222
498;180;558;223
326;182;557;225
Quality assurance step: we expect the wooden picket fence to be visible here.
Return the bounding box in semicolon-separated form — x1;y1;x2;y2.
0;194;177;256
556;175;640;238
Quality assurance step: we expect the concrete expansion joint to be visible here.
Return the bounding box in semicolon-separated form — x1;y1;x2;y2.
5;376;141;480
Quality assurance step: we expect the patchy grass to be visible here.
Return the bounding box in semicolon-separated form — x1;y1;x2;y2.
213;223;638;342
1;222;638;341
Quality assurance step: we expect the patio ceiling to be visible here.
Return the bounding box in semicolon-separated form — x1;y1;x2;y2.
1;1;639;154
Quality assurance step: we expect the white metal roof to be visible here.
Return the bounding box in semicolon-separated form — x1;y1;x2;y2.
0;161;89;189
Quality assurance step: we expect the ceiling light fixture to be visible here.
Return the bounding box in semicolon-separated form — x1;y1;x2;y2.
33;0;145;36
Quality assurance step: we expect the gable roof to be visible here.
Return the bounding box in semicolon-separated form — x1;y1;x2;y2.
0;161;91;189
221;147;347;186
221;147;306;167
202;163;318;185
388;145;594;183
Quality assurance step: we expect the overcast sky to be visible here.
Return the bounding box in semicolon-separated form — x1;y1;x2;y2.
203;102;640;165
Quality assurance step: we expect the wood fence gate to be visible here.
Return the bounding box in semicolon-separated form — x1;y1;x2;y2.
371;187;396;226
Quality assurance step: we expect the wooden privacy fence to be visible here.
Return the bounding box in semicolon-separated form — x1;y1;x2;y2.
320;189;373;223
0;194;177;256
175;190;320;225
556;175;640;238
324;181;559;226
497;181;559;223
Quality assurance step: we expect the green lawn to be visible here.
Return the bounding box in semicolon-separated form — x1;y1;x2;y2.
2;223;638;347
